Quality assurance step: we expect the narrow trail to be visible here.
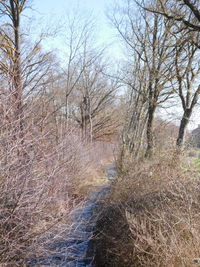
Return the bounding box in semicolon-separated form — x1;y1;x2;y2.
29;164;116;266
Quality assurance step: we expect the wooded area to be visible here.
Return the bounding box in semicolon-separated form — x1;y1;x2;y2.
1;0;200;266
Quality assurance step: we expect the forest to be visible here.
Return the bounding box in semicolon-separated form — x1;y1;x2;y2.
1;0;200;266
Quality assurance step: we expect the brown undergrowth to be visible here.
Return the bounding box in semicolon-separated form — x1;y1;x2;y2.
76;142;115;195
95;149;200;267
0;98;115;265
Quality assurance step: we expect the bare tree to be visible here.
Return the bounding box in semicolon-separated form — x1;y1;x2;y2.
109;0;175;157
119;52;148;161
173;35;200;147
50;11;119;142
140;0;200;148
62;12;105;126
0;0;26;140
143;0;200;33
0;0;54;158
69;54;118;141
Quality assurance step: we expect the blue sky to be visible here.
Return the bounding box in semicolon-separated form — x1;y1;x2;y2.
33;0;109;15
30;0;122;59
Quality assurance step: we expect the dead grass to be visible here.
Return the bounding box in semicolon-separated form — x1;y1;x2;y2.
75;142;115;195
95;149;200;267
77;165;107;195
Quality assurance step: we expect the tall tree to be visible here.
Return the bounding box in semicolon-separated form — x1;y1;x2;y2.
69;54;118;141
0;0;26;138
142;0;200;148
119;52;148;160
63;12;103;126
0;0;53;155
109;0;175;157
173;36;200;147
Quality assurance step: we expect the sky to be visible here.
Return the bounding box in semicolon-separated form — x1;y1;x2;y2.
33;0;109;15
31;0;121;59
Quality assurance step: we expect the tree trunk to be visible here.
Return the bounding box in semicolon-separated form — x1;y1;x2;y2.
10;0;29;161
10;0;24;139
145;105;155;158
65;94;69;125
176;108;192;148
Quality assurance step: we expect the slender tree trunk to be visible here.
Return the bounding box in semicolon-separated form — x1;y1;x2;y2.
10;0;24;140
145;105;155;158
10;0;29;162
145;15;158;159
176;108;192;148
89;106;93;142
136;112;148;158
65;94;69;126
80;106;85;140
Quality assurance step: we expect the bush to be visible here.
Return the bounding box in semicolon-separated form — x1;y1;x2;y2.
0;94;95;264
95;151;200;266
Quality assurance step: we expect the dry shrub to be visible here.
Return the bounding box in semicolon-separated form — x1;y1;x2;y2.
103;150;200;266
0;93;94;265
